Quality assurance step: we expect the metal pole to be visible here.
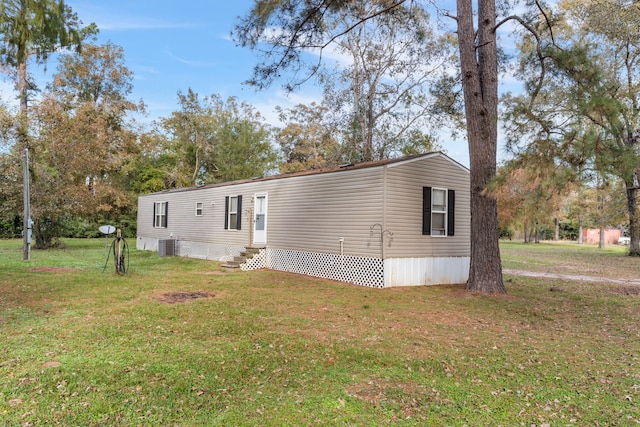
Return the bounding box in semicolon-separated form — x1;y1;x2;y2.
23;148;31;261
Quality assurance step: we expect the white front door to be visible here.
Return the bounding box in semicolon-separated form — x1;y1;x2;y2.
253;194;267;246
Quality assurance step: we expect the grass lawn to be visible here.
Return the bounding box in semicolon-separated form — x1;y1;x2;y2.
0;239;639;426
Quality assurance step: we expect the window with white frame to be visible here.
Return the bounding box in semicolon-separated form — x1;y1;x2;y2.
195;202;203;216
224;195;242;230
154;201;168;228
431;188;447;236
423;187;455;237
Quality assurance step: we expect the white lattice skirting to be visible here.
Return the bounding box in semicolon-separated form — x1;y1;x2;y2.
138;237;469;288
242;248;385;288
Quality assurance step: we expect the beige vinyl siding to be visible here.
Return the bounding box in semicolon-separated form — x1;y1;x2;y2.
384;155;470;258
263;168;384;257
139;191;213;241
138;167;386;258
137;152;470;260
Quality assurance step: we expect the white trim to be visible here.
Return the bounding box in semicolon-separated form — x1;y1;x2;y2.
154;201;167;228
195;201;203;217
253;193;268;246
228;196;239;230
138;153;469;200
386;151;469;172
430;187;448;237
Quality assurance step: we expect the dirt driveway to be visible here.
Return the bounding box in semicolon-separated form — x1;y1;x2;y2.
504;268;640;287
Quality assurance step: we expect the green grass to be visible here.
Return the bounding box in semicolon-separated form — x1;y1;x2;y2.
1;239;639;426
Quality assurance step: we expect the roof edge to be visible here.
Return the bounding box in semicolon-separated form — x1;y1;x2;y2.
386;151;469;173
140;151;468;197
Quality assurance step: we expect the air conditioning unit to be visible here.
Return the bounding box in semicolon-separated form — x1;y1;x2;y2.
158;239;176;257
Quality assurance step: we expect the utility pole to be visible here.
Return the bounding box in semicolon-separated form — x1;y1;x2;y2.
23;148;31;261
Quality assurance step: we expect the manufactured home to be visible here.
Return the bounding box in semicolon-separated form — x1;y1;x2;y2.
136;152;470;288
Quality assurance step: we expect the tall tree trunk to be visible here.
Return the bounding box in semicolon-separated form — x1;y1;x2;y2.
598;182;605;249
554;217;559;241
598;224;605;249
627;183;640;256
19;60;31;261
18;62;29;142
33;218;49;249
578;217;583;244
457;0;505;293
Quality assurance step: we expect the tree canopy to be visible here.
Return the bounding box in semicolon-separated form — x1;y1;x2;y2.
506;0;640;255
158;89;278;186
0;0;97;118
18;43;142;248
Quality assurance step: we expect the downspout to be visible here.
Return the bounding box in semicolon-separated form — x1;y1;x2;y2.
248;206;254;247
382;164;389;287
382;165;388;259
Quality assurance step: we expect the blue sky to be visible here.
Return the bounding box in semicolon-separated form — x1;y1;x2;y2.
1;0;531;167
66;0;306;124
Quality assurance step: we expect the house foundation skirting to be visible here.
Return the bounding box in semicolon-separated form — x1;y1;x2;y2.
384;256;470;287
242;248;385;288
136;237;243;261
242;248;470;288
137;237;469;288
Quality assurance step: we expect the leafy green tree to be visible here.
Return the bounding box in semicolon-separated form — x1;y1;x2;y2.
316;2;452;161
159;89;214;187
0;102;21;237
8;43;142;248
275;102;341;172
0;0;96;254
160;90;277;186
506;0;640;255
0;0;96;145
0;149;22;237
50;42;134;107
213;103;276;181
123;132;176;194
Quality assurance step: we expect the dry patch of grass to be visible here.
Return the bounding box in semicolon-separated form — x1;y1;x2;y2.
610;286;640;296
155;291;215;304
28;266;80;273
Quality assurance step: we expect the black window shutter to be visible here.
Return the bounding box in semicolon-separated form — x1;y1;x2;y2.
422;187;431;235
237;195;242;230
163;202;168;228
224;196;229;229
447;190;455;236
153;202;156;227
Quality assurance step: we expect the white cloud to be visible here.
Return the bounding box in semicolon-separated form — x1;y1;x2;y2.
164;50;217;68
99;17;194;31
251;89;320;126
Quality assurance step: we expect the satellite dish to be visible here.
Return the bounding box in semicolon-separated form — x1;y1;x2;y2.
99;225;116;254
99;225;116;235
